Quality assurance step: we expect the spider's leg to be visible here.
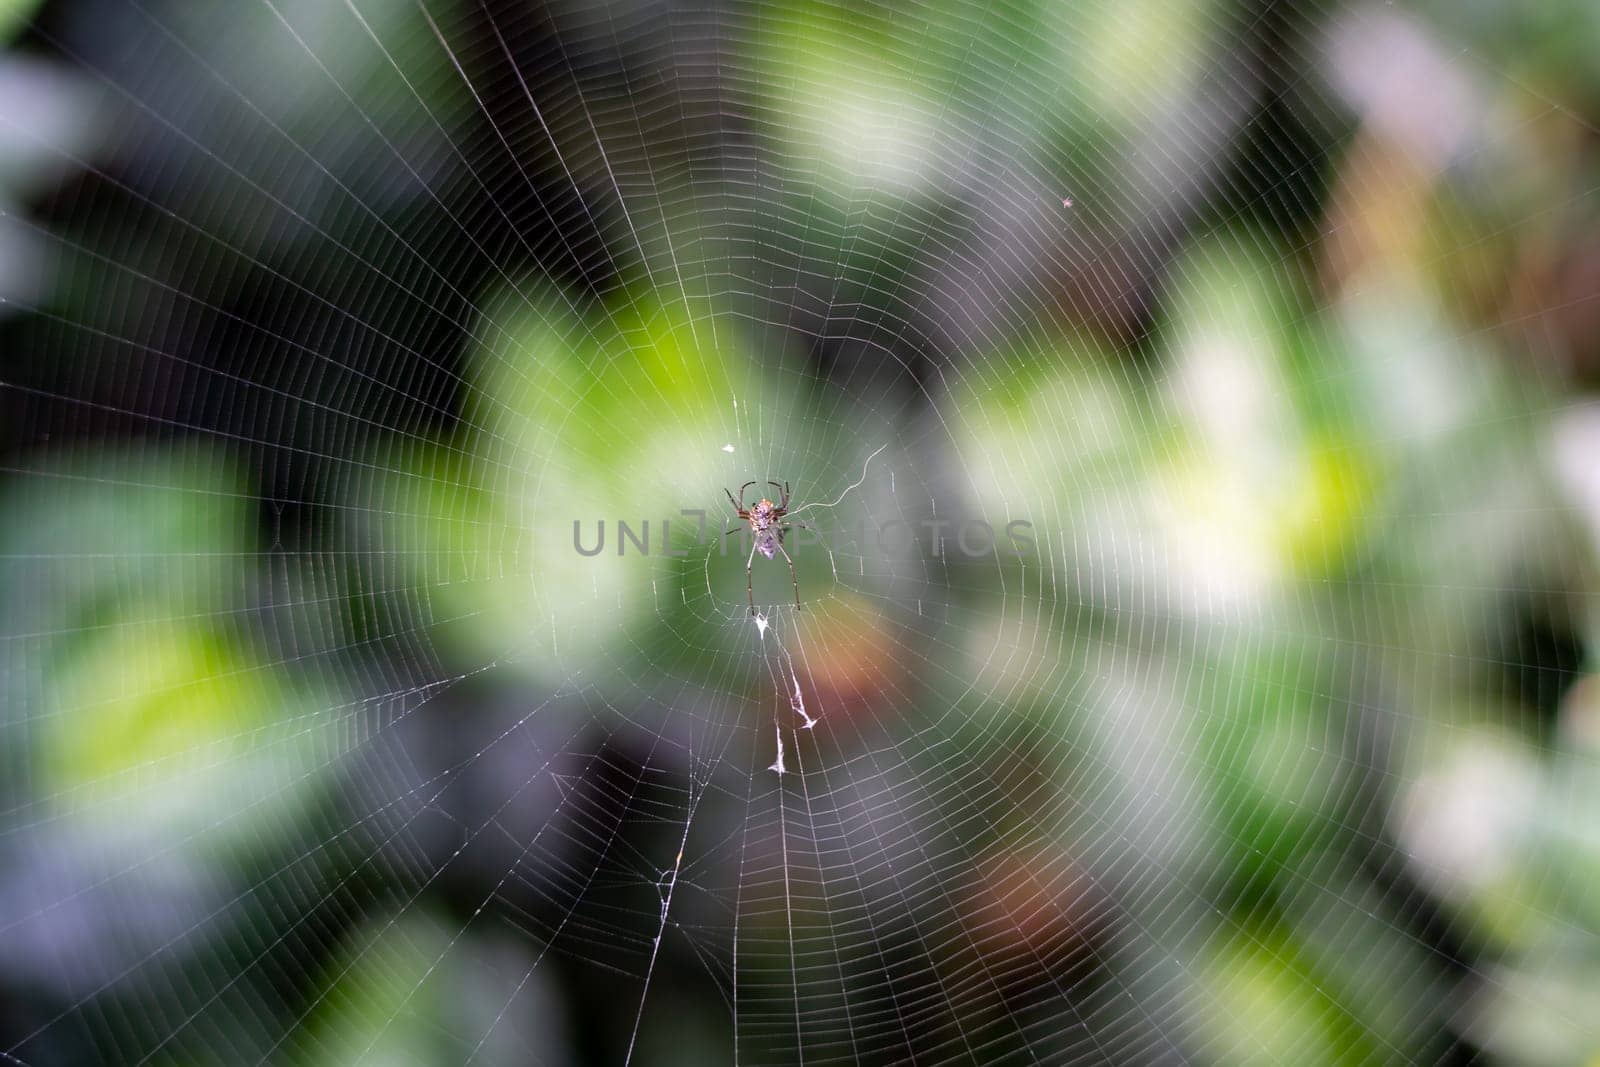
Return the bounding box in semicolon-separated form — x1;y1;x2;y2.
724;486;742;513
738;480;756;511
767;480;784;504
746;539;759;615
782;481;791;510
776;541;801;611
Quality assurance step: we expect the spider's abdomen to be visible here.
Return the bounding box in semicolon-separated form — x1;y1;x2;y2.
749;500;779;558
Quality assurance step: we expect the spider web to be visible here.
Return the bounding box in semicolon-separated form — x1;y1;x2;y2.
2;0;1596;1064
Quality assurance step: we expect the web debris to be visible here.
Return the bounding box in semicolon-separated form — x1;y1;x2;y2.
788;664;816;730
763;641;819;775
767;722;785;775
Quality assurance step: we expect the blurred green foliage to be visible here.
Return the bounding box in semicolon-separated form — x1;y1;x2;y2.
6;0;1600;1064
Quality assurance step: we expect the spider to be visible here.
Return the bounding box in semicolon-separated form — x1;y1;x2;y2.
724;480;809;613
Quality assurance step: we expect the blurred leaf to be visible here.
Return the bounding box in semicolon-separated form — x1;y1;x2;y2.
42;618;330;855
293;913;571;1067
365;282;833;677
1197;638;1351;884
1194;926;1376;1065
0;0;41;44
1;448;258;693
